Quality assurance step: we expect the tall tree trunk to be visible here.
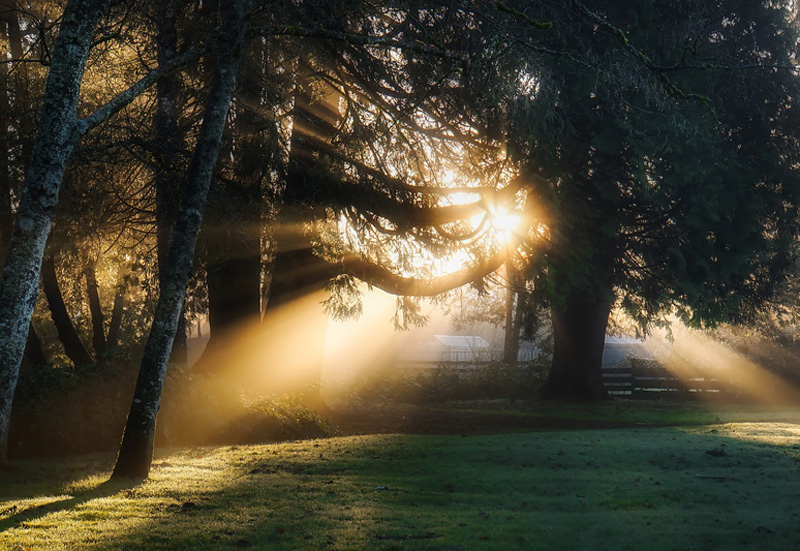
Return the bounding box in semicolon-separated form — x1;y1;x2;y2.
0;0;205;460
267;225;336;311
198;38;265;365
260;82;342;402
154;0;187;367
264;217;333;406
502;265;522;364
539;294;612;401
42;254;94;367
106;282;125;350
112;0;248;480
0;0;108;462
1;10;48;372
536;154;619;401
85;257;107;357
205;243;260;340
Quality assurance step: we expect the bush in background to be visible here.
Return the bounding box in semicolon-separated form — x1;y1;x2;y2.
338;360;548;404
8;363;335;459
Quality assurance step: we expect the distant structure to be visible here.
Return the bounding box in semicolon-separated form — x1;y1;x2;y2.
397;333;649;369
398;334;543;366
399;335;494;366
602;336;652;366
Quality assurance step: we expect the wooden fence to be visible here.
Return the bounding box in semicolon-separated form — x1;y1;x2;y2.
603;358;732;398
396;356;746;400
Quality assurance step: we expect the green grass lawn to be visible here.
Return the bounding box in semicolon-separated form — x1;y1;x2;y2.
3;412;800;550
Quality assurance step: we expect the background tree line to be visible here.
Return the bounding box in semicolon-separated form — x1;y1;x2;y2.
0;0;798;478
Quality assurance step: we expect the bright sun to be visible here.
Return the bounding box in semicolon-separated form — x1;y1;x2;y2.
489;206;523;237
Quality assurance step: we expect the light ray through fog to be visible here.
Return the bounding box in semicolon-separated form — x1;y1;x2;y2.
167;285;458;442
195;289;331;396
647;326;799;405
162;290;334;443
322;287;453;398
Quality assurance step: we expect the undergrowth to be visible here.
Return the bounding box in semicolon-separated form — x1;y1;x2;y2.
337;361;548;403
8;363;333;458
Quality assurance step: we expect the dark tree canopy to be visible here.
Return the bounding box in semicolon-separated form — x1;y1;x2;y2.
0;0;799;468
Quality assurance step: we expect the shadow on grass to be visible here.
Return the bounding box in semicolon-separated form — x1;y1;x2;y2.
330;398;724;436
56;424;800;550
4;413;800;550
0;477;138;532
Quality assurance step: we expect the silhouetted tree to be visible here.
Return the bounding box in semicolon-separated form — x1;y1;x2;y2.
112;0;251;480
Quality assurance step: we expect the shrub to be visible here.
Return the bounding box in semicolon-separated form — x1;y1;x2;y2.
9;363;335;459
157;372;335;447
9;361;136;458
341;361;547;404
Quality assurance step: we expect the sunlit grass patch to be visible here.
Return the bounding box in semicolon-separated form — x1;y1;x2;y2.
700;421;800;445
2;420;800;550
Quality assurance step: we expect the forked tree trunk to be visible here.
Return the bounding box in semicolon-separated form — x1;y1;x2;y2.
112;0;248;480
539;294;613;401
42;254;94;367
0;0;109;463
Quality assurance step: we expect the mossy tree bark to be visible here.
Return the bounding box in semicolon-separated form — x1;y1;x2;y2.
0;0;219;462
112;0;249;480
1;7;47;374
0;0;109;463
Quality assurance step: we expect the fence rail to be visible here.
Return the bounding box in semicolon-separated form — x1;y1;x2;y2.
396;357;744;400
604;359;732;398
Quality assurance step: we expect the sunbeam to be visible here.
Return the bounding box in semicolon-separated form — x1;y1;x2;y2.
647;326;799;405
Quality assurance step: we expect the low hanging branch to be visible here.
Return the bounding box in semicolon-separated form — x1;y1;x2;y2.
341;247;511;297
339;190;536;296
72;43;212;141
288;158;529;232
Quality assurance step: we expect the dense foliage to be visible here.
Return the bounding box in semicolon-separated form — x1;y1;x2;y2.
1;0;799;472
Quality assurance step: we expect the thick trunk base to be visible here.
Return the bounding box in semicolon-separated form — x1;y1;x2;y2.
194;229;261;371
111;427;154;480
540;297;612;402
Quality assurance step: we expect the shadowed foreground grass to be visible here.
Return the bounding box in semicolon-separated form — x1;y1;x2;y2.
2;422;800;550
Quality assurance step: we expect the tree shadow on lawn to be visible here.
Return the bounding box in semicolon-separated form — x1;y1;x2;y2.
0;423;794;551
329;398;725;436
1;455;111;498
0;475;138;532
